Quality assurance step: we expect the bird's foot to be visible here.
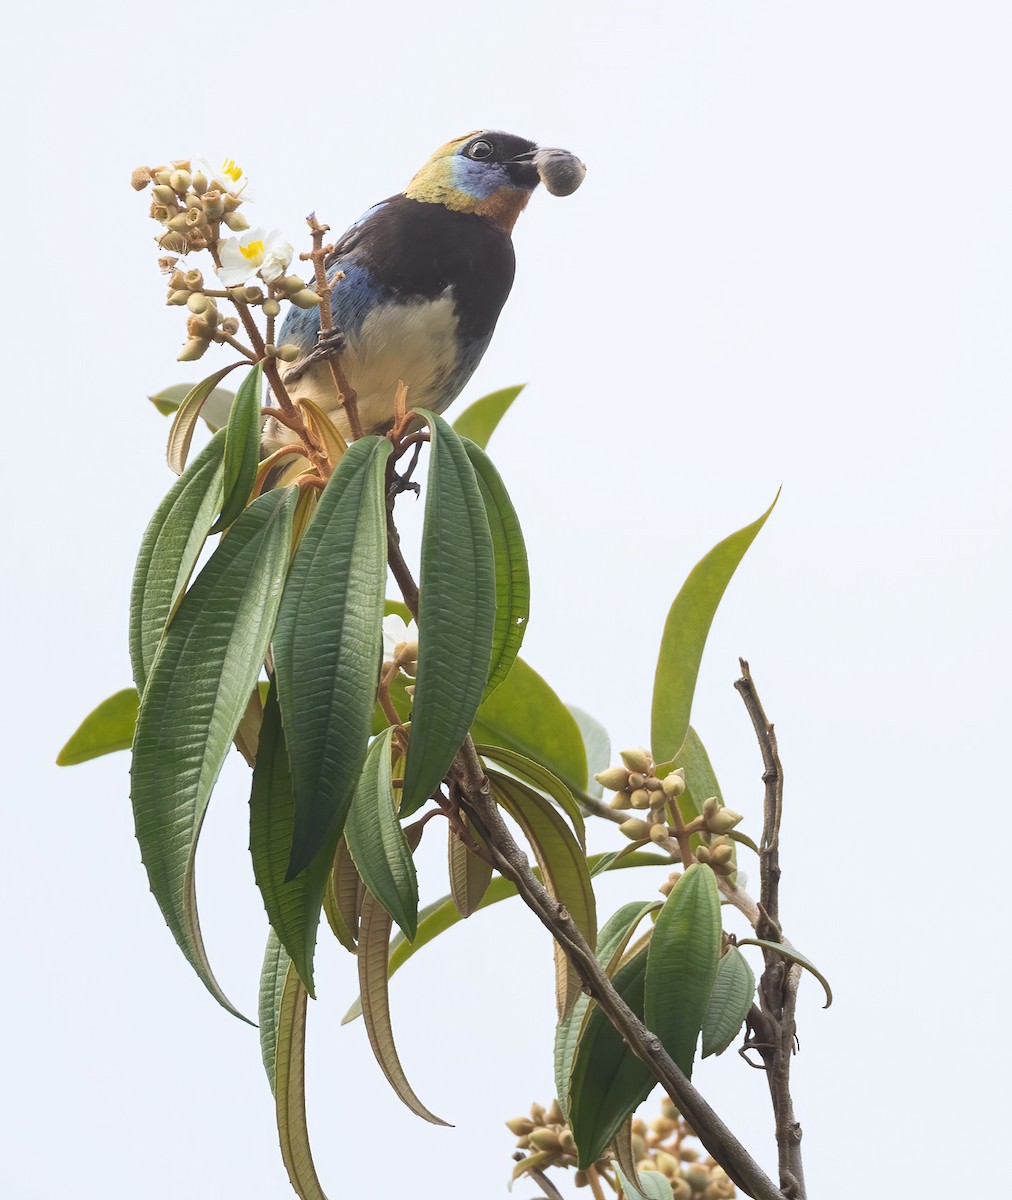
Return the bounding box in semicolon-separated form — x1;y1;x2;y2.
281;326;348;385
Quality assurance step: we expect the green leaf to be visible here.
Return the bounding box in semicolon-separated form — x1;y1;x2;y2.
615;1165;674;1200
460;438;529;701
211;362;264;534
401;411;495;815
250;680;338;994
702;945;756;1058
166;361;247;475
738;938;834;1008
259;929;289;1093
273;436;392;877
129;430;226;692
555;901;658;1124
669;727;738;886
569;943;653;1167
651;493;779;762
569;706;611;801
489;769;596;1017
450;384;524;449
131;486;296;1020
149;382;236;431
358;872;450;1125
57;688;139;766
345;728;419;941
447;815;493;918
477;743;585;845
471;658;588;793
644;863;722;1078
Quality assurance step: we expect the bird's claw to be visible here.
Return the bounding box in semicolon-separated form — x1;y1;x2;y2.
282;326;348;384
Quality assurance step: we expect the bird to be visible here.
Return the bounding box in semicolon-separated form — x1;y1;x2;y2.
264;130;585;447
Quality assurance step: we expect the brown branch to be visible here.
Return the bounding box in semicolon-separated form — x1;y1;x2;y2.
734;659;806;1199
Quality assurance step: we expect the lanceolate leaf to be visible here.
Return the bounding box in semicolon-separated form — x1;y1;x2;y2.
358;882;450;1126
323;838;361;953
461;438;529;700
250;680;339;994
488;769;596;1017
149;381;236;430
345;728;419;941
651;494;779;762
447;815;493;918
702;946;756;1058
555;902;659;1123
273;436;392;877
259;930;289;1093
737;938;834;1008
166;361;246;475
129;430;225;692
211;362;265;534
644;863;722;1078
131;486;296;1019
56;688;139;766
471;658;588;794
401;411;496;815
451;384;524;449
478;744;585;845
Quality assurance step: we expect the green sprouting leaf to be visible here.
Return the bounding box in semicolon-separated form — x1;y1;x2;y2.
450;384;524;449
651;494;779;763
615;1165;674;1200
273;436;392;877
57;688;139;766
341;852;667;1025
401;411;495;816
129;430;226;692
471;658;588;794
211;362;264;534
149;382;236;431
644;863;722;1078
488;769;596;1017
668;727;738;886
569;706;611;801
345;728;419;942
461;438;529;701
737;938;834;1008
250;680;338;994
568;943;652;1168
259;929;289;1094
447;815;492;918
702;946;756;1058
131;486;296;1020
323;838;361;953
166;361;247;475
358;879;450;1125
555;902;659;1124
477;743;585;845
268;936;329;1200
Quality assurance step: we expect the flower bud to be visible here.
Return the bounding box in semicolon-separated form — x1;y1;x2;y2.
711;859;736;877
646;776;665;791
707;808;743;835
281;274;307;295
131;166;153;190
651;1115;676;1137
169;170;191;194
678;1146;699;1162
191;170;208;195
528;1127;561;1153
263;297;281;318
202;190;225;220
662;768;686;798
186;292;209;314
151;184;177;205
167;213;191;233
710;843;734;865
243;284;264;303
223;210;250;232
619;819;652;841
629;788;651;809
628;772;646;791
702;796;720;820
649;822;670;844
277;343;302;362
683;1164;710;1191
655;1151;680;1178
671;1180;693;1200
559;1128;576;1152
222;192;242;212
620;747;652;773
505;1117;534;1137
695;845;711;864
574;1170;589;1188
220;317;239;336
529;1103;546;1123
178;336;210;362
291;289;322;309
631;1133;647;1159
594;766;630;792
167;290;190;306
609;789;633;810
183;269;203;290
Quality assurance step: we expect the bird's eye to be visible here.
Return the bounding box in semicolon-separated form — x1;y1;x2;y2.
468;139;495;160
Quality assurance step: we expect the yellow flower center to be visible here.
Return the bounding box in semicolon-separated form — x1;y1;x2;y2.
221;158;243;183
239;239;265;262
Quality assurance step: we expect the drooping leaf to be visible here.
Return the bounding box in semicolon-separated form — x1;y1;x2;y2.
211;362;265;533
701;946;756;1058
737;938;834;1008
345;728;419;941
614;1164;674;1200
323;838;361;953
250;680;339;994
56;688;139;766
471;658;588;793
259;929;289;1093
447;814;493;918
488;769;596;1017
644;863;722;1078
273;436;392;877
651;494;779;762
460;438;529;700
569;706;611;801
131;486;296;1019
451;384;524;449
166;361;246;475
400;412;496;815
358;878;450;1125
478;743;585;845
149;381;236;431
555;901;658;1123
129;429;226;692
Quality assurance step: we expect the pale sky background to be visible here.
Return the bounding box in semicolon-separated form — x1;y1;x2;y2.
4;2;1010;1197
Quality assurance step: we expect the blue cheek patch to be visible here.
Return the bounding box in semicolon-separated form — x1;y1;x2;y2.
450;156;513;200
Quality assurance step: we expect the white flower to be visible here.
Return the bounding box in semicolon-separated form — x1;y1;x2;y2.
216;228;289;286
259;237;294;283
197;155;253;198
382;614;419;663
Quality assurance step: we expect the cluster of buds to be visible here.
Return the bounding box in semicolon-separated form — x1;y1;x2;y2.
596;747;687;847
507;1099;584;1174
131;157;323;363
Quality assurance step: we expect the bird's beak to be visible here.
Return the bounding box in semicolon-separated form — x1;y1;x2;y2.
533;147;586;196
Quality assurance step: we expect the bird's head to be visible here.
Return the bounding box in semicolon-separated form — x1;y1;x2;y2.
404;130;585;232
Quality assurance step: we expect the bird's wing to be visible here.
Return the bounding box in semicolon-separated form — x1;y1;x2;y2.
324;198;397;270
